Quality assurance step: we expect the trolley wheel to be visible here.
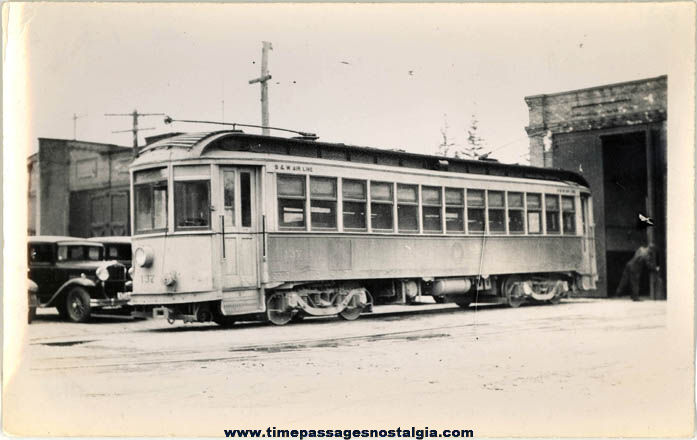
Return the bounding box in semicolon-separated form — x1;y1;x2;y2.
266;292;293;326
503;278;525;308
433;296;447;304
65;287;92;323
338;306;362;321
211;302;236;327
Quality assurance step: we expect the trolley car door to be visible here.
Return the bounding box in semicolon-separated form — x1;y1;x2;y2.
220;167;259;289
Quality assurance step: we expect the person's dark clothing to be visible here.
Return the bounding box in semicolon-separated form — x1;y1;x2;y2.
616;245;656;300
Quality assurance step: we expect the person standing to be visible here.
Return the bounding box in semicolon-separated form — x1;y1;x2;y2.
615;244;658;301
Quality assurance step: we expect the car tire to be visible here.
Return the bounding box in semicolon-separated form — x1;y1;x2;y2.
28;293;38;324
65;287;92;323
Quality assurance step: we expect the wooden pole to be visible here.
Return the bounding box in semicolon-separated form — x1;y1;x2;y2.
249;41;273;135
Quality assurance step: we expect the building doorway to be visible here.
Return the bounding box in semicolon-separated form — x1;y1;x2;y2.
602;132;650;297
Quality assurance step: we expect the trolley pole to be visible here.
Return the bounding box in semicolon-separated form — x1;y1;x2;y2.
105;109;165;157
248;41;273;135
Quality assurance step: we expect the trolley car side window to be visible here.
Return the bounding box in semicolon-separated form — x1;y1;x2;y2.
397;184;418;232
487;191;505;234
507;192;525;234
526;193;542;234
278;174;306;229
310;177;337;230
370;182;394;231
342;179;367;230
445;188;464;232
467;189;485;233
545;195;561;234
174;180;211;229
422;186;443;232
134;168;168;234
561;196;576;235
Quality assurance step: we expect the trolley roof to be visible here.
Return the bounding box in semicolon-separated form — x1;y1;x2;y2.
135;131;589;188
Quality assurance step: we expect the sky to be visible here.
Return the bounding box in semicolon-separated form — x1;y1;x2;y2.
5;2;691;164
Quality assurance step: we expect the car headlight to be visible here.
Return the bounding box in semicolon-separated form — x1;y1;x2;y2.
128;267;135;279
95;265;110;281
134;246;154;267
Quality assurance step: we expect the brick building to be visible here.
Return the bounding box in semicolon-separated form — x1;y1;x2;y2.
28;138;134;237
525;75;666;299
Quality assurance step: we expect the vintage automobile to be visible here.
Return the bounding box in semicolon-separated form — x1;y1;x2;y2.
28;236;130;322
88;236;133;269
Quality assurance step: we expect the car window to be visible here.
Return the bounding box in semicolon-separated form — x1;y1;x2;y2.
57;245;103;261
107;244;132;260
29;244;53;263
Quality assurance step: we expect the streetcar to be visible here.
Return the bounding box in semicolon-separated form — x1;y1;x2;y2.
128;127;597;325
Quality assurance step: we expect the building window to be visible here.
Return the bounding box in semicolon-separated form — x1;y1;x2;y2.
342;179;367;230
310;177;337;229
76;158;98;179
507;192;525;234
545;194;561;234
445;188;465;232
370;181;394;231
422;186;442;232
467;189;485;233
488;191;505;234
134;168;168;234
174;180;210;229
277;174;306;229
562;196;576;235
526;193;542;234
397;184;418;232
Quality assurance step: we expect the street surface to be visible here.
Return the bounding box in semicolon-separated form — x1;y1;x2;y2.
4;298;693;437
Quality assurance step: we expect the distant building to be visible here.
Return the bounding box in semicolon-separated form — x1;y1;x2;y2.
525;75;666;299
28;138;133;237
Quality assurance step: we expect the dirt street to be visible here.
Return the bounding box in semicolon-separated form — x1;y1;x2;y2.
3;299;693;437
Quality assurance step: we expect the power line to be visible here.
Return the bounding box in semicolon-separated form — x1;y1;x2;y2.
105;110;165;148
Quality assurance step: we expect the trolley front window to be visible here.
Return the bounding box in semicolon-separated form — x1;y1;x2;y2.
134;168;168;234
278;174;306;229
174;180;211;229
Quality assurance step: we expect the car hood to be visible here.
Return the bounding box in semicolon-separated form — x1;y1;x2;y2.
54;260;123;271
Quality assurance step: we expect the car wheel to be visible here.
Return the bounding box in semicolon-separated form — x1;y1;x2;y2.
28;293;38;324
65;287;92;323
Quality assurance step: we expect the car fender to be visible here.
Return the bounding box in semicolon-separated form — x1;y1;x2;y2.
43;277;97;307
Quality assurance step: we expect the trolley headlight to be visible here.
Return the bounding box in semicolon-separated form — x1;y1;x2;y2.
95;264;110;281
134;246;154;268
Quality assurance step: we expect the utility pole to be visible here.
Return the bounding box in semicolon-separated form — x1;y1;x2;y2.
72;113;85;140
105;110;165;155
248;41;273;135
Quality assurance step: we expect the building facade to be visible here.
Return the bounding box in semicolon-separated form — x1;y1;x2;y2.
525;75;666;299
28;138;134;237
